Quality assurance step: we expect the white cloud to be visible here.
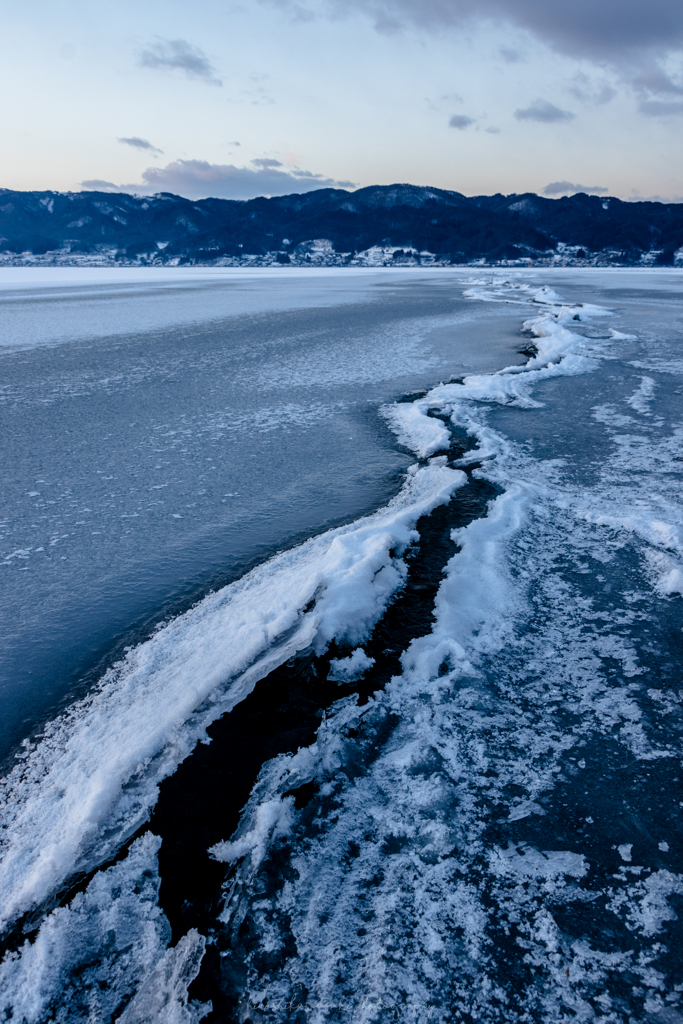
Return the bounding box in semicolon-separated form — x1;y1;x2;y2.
514;99;575;123
138;38;222;86
117;137;163;154
630;191;683;202
81;158;356;200
448;114;475;129
79;179;121;192
542;180;608;195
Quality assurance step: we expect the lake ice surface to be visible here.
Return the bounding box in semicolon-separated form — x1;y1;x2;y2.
0;268;524;756
1;267;682;1024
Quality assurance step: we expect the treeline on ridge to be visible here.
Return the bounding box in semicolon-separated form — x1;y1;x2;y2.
1;183;682;264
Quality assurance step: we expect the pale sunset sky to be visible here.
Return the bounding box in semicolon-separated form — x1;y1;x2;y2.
2;0;682;201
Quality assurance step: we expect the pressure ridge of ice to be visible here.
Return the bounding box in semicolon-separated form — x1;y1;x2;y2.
205;278;683;1023
2;273;683;1023
0;461;464;942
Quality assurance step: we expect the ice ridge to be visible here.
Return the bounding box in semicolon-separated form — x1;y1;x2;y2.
3;274;683;1022
0;461;464;938
203;277;683;1023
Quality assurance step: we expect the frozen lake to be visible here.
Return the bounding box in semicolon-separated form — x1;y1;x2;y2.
1;267;682;1024
0;268;525;755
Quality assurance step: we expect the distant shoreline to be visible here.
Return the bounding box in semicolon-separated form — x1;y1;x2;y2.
1;249;680;269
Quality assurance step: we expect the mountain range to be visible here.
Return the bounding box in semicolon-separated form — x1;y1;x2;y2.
1;183;682;266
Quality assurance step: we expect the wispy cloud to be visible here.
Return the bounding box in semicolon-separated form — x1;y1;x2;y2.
81;158;356;201
499;46;524;63
630;64;683;115
266;0;683;63
568;72;616;105
80;179;121;192
515;100;575;123
118;136;163;154
633;65;683;96
630;191;683;203
543;181;608;195
264;0;683;107
639;99;683;116
448;114;475;129
138;38;222;86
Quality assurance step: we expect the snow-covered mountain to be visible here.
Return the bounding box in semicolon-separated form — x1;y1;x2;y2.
1;183;682;266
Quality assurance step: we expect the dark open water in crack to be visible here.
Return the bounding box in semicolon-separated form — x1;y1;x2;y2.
1;267;683;1024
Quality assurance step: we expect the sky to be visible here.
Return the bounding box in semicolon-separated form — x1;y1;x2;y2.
1;0;682;202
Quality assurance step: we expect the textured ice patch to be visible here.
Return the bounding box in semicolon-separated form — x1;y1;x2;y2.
0;833;209;1024
209;500;683;1023
643;549;683;596
381;400;451;458
626;376;657;415
609;869;683;938
210;796;295;870
377;294;609;482
429;293;607;415
490;844;588;880
328;648;376;683
400;483;528;684
118;931;209;1024
611;328;638;341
